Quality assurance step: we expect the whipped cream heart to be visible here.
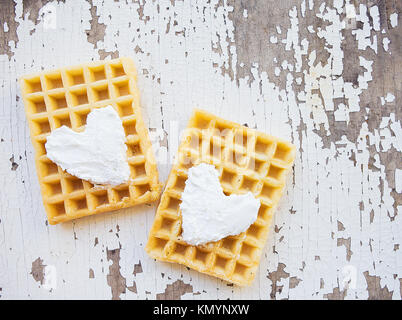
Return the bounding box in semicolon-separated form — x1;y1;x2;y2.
180;163;260;246
45;105;130;186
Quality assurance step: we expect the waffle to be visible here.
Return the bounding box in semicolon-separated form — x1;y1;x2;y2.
146;109;296;286
20;57;162;225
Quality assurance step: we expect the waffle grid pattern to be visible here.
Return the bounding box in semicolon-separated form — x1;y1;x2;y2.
146;109;296;286
20;57;161;224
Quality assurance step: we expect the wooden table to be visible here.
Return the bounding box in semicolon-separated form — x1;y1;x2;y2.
0;0;400;300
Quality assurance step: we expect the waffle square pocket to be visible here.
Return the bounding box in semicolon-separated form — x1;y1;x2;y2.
145;109;296;285
20;57;162;224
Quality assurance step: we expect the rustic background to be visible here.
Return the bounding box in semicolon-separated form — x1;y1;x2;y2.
0;0;401;299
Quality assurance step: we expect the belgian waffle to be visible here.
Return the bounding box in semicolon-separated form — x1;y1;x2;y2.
146;109;296;286
20;57;162;224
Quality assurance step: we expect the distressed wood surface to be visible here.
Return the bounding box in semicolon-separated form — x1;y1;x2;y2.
0;0;401;300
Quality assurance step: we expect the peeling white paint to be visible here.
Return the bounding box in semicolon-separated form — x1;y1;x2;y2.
352;4;377;54
0;0;400;300
270;35;278;44
390;13;398;28
382;37;390;52
334;103;349;122
308;0;314;11
345;3;356;19
369;6;380;31
396;170;402;194
333;0;343;14
385;93;395;103
301;0;306;18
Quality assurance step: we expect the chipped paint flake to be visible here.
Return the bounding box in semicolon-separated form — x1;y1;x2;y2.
369;6;380;32
382;37;390;52
352;4;377;54
385;93;395;103
396;170;402;194
390;13;398;28
269;35;278;44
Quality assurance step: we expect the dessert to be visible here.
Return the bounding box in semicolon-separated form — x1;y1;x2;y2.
20;57;162;224
146;109;296;285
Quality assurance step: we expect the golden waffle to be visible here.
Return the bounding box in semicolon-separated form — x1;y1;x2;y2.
20;57;162;225
146;109;296;286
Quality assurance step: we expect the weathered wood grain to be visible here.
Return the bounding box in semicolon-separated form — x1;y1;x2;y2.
0;0;400;300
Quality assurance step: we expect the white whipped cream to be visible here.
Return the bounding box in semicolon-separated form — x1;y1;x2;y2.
180;163;260;246
45;105;130;186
